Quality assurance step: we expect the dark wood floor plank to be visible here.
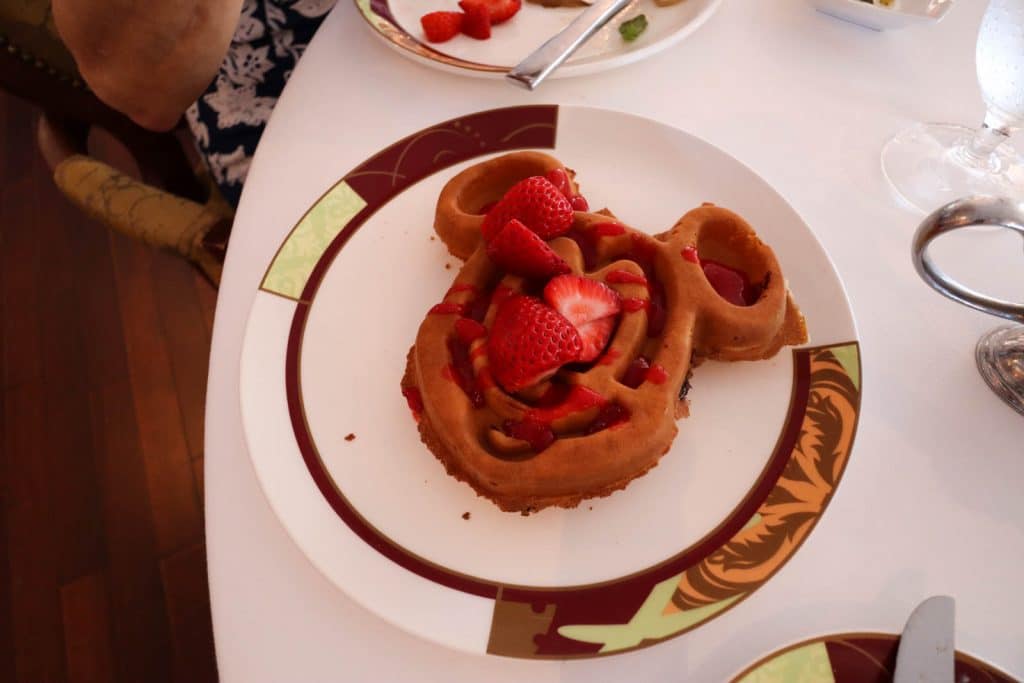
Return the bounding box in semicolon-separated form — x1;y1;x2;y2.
61;573;115;683
194;272;218;339
161;544;218;683
5;382;68;683
0;385;18;683
1;176;43;389
151;256;211;463
108;234;203;555
67;224;176;683
38;185;107;584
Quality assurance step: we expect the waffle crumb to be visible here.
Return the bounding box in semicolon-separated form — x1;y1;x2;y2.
344;433;356;442
462;512;471;520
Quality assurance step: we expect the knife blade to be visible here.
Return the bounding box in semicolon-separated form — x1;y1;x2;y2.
505;0;633;90
893;595;956;683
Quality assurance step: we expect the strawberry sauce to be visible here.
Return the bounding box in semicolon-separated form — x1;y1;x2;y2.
584;403;630;434
502;419;555;452
525;385;606;423
445;337;485;408
627;235;668;337
597;348;621;365
454;318;487;344
646;364;669;384
681;246;761;306
401;386;424;422
605;270;648;286
429;302;465;315
622;297;649;312
622;357;650;388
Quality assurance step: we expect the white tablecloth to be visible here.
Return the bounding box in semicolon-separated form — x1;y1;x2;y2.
205;0;1024;679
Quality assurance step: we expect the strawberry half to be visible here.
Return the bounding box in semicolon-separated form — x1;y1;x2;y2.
488;296;582;393
420;11;463;43
460;0;521;24
481;176;574;241
486;219;570;280
460;1;492;39
544;274;622;361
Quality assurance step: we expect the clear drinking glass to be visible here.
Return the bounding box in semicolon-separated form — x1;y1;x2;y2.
882;0;1024;212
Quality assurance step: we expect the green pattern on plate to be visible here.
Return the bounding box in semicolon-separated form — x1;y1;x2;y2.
262;181;367;300
737;642;835;683
557;575;741;653
829;343;860;391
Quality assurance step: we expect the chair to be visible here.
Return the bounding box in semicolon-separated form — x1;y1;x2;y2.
0;1;231;284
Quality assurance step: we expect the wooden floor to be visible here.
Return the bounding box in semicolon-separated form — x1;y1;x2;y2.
0;91;219;682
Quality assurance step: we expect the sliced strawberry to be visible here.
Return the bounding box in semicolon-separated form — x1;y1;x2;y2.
481;176;574;241
486;219;570;280
460;1;491;39
487;296;582;393
420;11;463;43
460;0;521;24
544;274;621;361
543;274;621;328
576;316;616;362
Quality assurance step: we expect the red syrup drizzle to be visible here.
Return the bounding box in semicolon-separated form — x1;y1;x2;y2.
524;386;605;423
597;348;621;365
584;403;630;434
445;337;485;408
622;357;650;388
621;357;668;387
681;246;762;306
605;270;648;286
502;385;608;453
627;235;668;337
401;386;424;422
564;222;626;271
646;364;669;384
501;419;555;453
446;283;478;296
454;318;487;344
429;302;465;315
622;297;649;313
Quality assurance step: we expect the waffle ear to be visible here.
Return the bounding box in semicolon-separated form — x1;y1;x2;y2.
434;151;570;260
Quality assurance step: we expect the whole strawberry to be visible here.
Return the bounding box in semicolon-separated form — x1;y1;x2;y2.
482;176;574;241
488;296;582;393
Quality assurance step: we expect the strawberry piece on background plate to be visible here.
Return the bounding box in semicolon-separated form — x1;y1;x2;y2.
486;219;571;280
460;1;492;39
420;11;463;43
460;0;521;24
482;176;574;241
488;296;582;393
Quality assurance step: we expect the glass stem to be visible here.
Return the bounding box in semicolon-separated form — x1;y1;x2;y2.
957;122;1010;170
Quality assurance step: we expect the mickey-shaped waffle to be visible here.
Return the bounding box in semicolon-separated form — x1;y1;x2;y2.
402;152;807;513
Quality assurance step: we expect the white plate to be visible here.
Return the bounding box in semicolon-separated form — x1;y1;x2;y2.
240;105;863;659
809;0;953;31
354;0;722;78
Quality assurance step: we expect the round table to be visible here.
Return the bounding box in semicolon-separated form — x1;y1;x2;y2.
205;0;1024;679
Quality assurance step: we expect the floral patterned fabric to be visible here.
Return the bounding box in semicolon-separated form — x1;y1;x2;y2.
186;0;337;207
